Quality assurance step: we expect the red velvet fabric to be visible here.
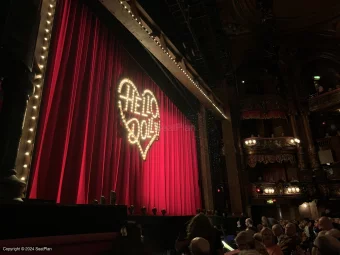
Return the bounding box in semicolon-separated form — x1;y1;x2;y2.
29;0;201;215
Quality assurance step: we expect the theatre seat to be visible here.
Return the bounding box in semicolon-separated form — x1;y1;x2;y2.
0;232;117;255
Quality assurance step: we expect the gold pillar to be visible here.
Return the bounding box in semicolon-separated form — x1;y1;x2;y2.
301;112;320;170
222;119;243;215
289;113;307;170
197;106;214;210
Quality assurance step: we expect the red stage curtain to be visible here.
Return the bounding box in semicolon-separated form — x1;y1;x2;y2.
29;0;201;215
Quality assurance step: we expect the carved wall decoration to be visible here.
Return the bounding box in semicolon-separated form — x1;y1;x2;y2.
240;95;288;120
247;154;296;168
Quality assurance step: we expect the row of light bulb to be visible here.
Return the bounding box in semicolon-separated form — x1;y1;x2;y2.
290;138;301;144
287;186;300;193
118;1;227;119
19;0;56;181
245;139;256;145
264;188;275;194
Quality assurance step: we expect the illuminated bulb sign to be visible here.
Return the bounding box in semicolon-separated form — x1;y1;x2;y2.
117;78;160;160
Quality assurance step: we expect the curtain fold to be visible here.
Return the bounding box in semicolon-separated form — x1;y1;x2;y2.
29;0;201;215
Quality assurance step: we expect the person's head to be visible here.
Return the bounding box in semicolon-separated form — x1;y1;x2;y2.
189;237;210;255
312;235;340;255
253;233;262;242
319;217;333;231
261;228;274;247
257;224;263;232
261;216;269;227
272;224;283;237
187;213;214;240
246;218;253;227
285;223;296;237
235;231;255;251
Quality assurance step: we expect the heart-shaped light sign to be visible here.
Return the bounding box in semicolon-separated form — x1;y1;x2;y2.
117;78;160;160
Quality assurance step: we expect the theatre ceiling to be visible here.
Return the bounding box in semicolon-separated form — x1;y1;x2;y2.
138;0;340;94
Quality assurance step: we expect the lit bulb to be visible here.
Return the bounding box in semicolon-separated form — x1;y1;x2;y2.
49;4;54;8
296;188;300;192
41;55;46;59
29;128;34;132
21;177;26;181
27;140;32;143
23;164;28;168
39;65;44;69
245;141;249;145
34;95;39;99
32;116;36;120
42;46;47;50
35;74;42;79
33;106;37;109
264;189;268;194
25;152;30;156
45;29;50;33
48;12;52;16
44;37;48;41
46;20;51;25
36;84;41;88
252;140;256;144
288;188;292;193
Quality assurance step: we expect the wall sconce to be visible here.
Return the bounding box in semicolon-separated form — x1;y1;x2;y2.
287;186;300;194
264;188;275;194
245;139;256;146
290;138;300;145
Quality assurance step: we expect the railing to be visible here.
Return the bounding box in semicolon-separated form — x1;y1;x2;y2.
251;182;302;197
317;137;332;150
242;137;299;154
250;182;340;198
309;88;340;112
317;136;340;162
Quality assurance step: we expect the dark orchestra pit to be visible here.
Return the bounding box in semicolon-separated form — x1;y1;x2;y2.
0;202;240;253
0;203;127;240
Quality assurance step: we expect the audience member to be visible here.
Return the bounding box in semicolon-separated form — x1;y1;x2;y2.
261;228;283;255
246;218;257;235
272;224;284;244
189;237;210;255
318;216;334;231
235;231;258;253
175;213;223;255
279;223;299;255
312;235;340;255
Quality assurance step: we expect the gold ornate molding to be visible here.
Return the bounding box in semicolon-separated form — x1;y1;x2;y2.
243;137;298;155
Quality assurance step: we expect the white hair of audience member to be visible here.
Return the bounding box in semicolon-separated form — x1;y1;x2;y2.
189;237;210;255
313;235;340;255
